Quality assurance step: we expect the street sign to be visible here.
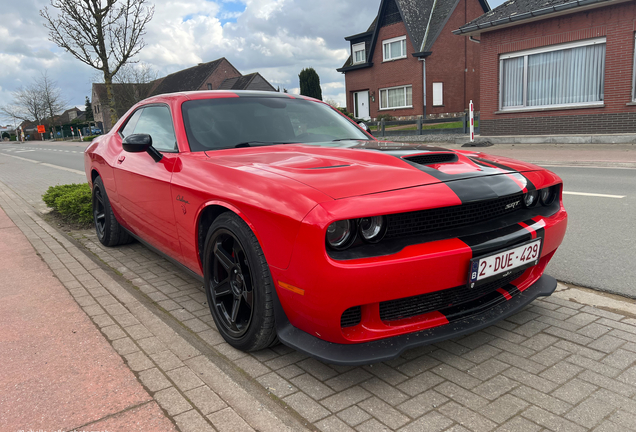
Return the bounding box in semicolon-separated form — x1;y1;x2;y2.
37;125;46;133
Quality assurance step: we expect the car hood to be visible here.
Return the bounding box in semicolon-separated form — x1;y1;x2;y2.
206;141;543;200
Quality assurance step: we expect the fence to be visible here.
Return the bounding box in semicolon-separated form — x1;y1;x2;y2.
368;113;480;137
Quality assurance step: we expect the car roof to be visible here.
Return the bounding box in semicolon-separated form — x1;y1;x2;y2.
139;90;320;104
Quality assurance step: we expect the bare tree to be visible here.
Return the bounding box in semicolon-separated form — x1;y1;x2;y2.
114;62;158;104
41;0;154;130
38;71;68;130
1;83;47;125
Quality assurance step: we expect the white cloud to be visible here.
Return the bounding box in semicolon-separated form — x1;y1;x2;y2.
0;0;402;111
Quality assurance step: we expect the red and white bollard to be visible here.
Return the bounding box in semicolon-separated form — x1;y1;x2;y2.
469;100;474;143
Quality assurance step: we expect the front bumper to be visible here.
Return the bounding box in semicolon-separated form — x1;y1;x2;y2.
275;274;557;366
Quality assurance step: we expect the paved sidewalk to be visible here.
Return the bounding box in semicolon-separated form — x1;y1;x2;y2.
1;146;636;431
0;206;177;431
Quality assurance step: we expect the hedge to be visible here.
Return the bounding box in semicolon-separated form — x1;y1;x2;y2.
43;183;93;225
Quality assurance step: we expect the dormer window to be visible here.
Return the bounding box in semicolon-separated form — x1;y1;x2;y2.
383;36;407;61
352;43;366;64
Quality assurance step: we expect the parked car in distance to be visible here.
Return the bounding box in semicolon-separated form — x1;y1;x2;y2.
90;127;102;135
84;90;567;365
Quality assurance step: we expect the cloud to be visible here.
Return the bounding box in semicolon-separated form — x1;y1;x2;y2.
0;0;392;111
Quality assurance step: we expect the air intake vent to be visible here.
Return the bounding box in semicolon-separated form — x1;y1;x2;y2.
341;306;362;328
404;153;457;165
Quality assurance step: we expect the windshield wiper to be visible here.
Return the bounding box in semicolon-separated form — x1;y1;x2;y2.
331;138;372;142
234;141;296;148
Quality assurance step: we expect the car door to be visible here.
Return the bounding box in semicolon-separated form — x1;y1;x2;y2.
114;104;182;260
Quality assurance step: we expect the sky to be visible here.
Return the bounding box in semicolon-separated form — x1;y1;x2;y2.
0;0;507;124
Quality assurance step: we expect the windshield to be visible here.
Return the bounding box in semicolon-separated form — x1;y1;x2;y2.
182;96;371;152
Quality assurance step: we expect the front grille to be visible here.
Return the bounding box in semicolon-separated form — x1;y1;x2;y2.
341;306;362;328
379;270;524;322
385;193;523;239
404;153;457;165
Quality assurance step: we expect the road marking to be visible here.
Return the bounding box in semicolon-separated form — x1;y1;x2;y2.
14;150;36;153
0;152;85;175
564;191;625;199
540;164;636;170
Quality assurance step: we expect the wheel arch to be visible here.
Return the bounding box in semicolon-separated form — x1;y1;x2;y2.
196;201;261;270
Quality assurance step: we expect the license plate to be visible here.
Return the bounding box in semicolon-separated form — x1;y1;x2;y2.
468;239;542;287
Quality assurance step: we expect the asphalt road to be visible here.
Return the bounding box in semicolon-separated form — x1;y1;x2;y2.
0;142;86;171
2;141;634;297
545;166;636;298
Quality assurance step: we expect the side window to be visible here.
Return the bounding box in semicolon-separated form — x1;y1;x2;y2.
131;105;178;151
120;109;143;137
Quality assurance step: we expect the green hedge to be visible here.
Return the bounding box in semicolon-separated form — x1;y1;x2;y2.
43;183;93;225
83;135;98;142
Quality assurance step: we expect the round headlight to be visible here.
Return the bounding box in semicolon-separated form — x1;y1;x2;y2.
326;220;356;250
359;216;386;243
540;187;556;206
524;190;539;208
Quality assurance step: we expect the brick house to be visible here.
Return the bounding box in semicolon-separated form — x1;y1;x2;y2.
92;58;276;131
454;0;636;136
337;0;489;120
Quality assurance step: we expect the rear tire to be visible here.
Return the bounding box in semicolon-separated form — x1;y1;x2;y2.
92;176;133;247
203;213;277;351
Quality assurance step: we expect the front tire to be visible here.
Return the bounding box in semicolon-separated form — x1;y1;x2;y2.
203;213;277;351
92;176;132;247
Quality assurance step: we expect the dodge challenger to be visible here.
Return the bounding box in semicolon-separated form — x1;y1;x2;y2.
84;90;567;365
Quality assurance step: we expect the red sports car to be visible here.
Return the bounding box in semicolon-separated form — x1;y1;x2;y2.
84;91;567;365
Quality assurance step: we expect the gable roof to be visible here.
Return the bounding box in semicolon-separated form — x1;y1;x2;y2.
217;73;276;91
338;0;489;72
149;58;225;96
454;0;620;36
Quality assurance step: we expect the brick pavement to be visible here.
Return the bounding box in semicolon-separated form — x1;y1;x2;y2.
1;152;636;431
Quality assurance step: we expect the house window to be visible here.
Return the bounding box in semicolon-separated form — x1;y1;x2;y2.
383;36;407;61
500;38;606;110
379;85;412;110
352;43;366;64
433;83;443;106
207;83;213;90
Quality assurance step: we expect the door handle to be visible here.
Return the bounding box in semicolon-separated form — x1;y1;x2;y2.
117;156;125;164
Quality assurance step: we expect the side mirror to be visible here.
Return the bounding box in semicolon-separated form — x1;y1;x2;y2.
358;121;370;132
122;134;152;152
122;133;163;162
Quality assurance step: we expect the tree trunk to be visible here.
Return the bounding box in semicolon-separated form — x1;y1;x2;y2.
103;72;119;132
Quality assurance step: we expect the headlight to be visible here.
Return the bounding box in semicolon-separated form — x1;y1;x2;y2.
524;190;539;208
359;216;386;243
326;220;356;250
540;186;557;206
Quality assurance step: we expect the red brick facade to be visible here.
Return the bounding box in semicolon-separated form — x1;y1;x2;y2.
343;0;483;120
479;2;636;135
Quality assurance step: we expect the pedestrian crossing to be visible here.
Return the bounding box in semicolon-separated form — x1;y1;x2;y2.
0;146;82;154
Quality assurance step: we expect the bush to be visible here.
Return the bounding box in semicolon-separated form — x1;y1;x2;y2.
376;114;395;122
83;135;98;142
43;183;93;225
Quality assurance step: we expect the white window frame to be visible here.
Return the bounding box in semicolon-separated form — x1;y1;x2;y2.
382;36;407;62
352;42;366;65
379;85;412;110
499;37;606;112
433;82;443;106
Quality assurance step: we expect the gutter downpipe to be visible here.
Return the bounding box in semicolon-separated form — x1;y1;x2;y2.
421;0;438;119
469;36;480;43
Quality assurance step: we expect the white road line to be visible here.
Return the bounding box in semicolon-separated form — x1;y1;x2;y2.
563;191;625;199
14;150;36;153
0;152;85;175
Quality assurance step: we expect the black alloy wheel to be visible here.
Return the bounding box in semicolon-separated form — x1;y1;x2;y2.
93;186;107;239
210;229;254;338
91;176;133;247
203;212;277;351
